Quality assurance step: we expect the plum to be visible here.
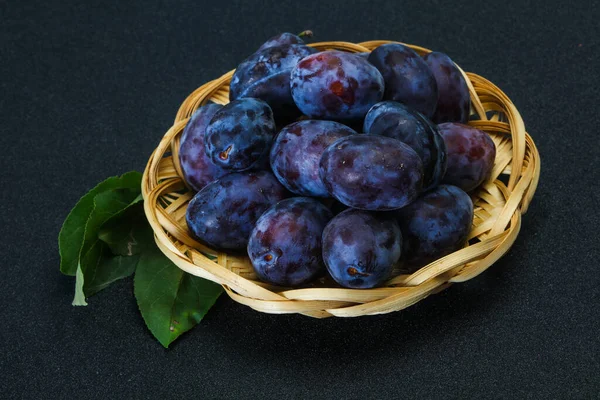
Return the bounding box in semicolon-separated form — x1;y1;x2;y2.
438;122;496;192
270;120;356;197
319;135;424;210
186;171;288;251
396;184;473;270
248;197;332;286
230;44;317;121
257;30;313;51
364;101;447;190
368;43;438;117
322;209;402;289
290;50;384;120
179;103;228;191
423;51;471;123
205;98;276;171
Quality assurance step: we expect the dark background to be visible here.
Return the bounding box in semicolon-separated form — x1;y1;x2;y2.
2;0;599;398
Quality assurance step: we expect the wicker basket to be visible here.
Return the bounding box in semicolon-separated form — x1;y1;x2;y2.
142;40;540;318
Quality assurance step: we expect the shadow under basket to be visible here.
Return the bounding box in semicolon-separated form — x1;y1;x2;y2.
142;40;541;318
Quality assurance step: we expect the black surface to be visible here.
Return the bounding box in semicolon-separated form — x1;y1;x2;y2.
2;1;599;398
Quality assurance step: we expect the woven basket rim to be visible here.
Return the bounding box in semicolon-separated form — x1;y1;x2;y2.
141;40;541;318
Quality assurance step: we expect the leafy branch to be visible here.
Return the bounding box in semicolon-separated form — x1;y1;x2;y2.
58;171;222;347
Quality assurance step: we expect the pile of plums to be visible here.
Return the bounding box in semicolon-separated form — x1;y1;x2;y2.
180;32;496;289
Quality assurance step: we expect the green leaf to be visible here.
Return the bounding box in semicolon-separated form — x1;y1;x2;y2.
73;240;142;305
74;195;152;304
59;171;142;276
60;170;223;345
78;203;155;301
79;188;142;258
71;188;142;305
86;253;140;294
60;171;146;304
98;204;151;256
134;245;223;348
